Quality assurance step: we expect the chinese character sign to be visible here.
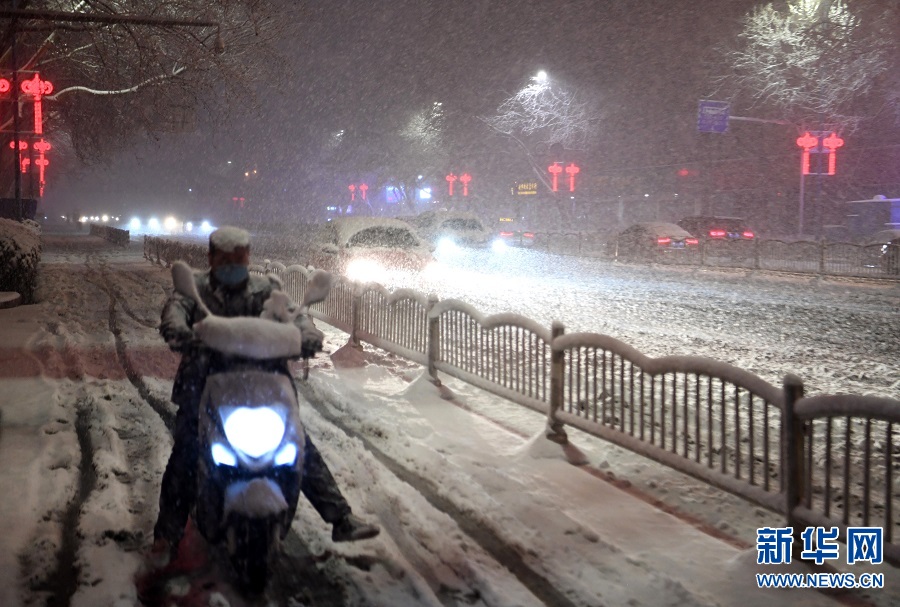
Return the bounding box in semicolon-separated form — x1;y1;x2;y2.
757;526;883;565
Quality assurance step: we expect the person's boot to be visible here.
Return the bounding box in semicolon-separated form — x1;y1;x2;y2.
332;514;380;542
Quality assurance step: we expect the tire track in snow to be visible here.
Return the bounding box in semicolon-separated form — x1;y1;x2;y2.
95;262;175;432
296;380;581;607
43;401;97;607
95;255;350;606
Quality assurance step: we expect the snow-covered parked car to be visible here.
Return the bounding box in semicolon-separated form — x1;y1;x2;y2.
407;210;493;250
306;217;435;281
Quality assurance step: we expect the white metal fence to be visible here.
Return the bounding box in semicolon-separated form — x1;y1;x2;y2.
145;235;900;565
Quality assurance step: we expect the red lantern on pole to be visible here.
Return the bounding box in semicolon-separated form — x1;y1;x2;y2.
359;183;368;200
564;163;580;192
796;132;818;176
459;173;471;196
33;139;51;195
348;184;356;201
21;74;53;135
822;132;844;176
548;162;563;192
445;172;458;196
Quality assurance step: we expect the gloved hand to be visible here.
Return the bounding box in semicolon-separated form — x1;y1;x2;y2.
165;327;198;353
297;315;324;358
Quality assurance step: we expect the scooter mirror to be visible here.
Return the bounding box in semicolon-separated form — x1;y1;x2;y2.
302;269;333;309
172;261;211;320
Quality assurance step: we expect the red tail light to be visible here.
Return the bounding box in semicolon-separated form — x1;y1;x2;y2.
499;231;514;237
657;237;671;245
686;238;699;246
742;231;755;239
523;232;534;238
709;229;726;238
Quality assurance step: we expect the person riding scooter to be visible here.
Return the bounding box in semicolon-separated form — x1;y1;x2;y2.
150;226;379;566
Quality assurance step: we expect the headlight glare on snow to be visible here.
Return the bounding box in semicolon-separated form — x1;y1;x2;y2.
346;258;386;283
222;406;286;459
436;237;458;254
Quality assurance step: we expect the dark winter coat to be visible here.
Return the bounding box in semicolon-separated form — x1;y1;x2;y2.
160;270;319;409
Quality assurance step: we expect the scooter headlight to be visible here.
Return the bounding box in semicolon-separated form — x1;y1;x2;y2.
222;406;286;459
274;443;298;466
211;442;237;467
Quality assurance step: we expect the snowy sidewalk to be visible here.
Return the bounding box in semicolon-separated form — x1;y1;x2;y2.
302;328;899;607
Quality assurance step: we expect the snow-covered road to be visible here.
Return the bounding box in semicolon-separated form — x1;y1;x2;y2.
0;231;897;607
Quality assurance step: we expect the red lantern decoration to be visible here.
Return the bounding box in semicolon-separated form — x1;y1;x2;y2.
459;173;471;196
359;183;368;200
822;133;844;176
548;162;563;192
348;184;356;201
21;74;53;135
796;132;818;176
564;163;580;192
445;172;458;196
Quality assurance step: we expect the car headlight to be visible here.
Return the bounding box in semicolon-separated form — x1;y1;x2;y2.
491;238;508;253
346;258;386;282
436;237;458;254
222;406;286;459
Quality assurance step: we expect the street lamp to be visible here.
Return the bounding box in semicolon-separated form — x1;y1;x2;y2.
533;70;548;84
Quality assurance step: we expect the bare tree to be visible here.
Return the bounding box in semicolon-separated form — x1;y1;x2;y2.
716;0;898;132
1;0;301;187
481;74;601;212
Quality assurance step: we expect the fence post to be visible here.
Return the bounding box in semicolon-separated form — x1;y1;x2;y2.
426;294;441;386
349;282;362;349
782;373;805;558
546;321;568;444
819;239;826;274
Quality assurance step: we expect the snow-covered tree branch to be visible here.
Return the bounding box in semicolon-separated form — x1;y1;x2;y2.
0;0;302;168
715;0;898;132
481;77;602;199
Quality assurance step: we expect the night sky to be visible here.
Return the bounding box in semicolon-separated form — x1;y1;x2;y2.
41;0;897;229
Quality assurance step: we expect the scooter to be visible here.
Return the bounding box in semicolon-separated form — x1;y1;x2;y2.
170;261;332;593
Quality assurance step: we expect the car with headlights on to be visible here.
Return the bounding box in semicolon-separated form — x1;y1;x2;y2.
408;210;493;251
861;228;900;275
611;222;699;261
306;217;435;282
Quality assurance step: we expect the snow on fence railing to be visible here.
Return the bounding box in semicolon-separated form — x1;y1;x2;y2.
149;241;900;565
784;378;900;565
89;223;130;246
429;300;554;415
143;235;208;269
552;332;786;515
